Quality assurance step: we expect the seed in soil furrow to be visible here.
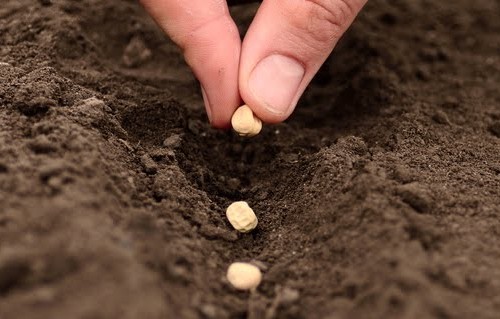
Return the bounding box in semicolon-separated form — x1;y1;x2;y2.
226;262;262;290
226;201;258;233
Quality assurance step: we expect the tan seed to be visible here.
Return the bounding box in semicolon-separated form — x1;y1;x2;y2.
226;262;262;290
226;201;258;233
231;105;262;137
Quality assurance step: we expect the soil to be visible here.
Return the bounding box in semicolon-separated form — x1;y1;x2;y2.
0;0;499;318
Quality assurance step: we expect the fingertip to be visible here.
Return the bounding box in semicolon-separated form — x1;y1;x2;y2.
242;101;293;124
201;84;238;129
200;85;214;124
209;112;234;129
239;88;293;124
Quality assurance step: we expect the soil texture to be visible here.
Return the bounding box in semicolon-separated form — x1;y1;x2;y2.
0;0;499;318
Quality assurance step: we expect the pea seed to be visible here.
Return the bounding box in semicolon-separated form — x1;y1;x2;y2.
231;105;262;137
226;262;262;290
226;201;258;233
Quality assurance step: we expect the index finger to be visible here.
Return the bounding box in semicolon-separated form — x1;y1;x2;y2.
141;0;242;128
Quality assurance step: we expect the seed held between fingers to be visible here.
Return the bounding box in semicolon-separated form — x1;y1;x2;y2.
231;105;262;137
226;201;258;233
226;262;262;290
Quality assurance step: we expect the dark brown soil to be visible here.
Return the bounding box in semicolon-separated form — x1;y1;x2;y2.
1;0;499;318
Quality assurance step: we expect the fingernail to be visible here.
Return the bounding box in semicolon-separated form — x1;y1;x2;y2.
248;54;304;114
201;86;212;123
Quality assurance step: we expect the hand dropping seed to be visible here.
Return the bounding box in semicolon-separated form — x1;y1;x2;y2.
226;201;258;233
231;105;262;137
227;262;262;290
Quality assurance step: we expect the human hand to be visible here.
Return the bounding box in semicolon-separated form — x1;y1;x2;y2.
140;0;367;128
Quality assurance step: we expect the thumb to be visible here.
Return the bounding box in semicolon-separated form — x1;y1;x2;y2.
239;0;366;123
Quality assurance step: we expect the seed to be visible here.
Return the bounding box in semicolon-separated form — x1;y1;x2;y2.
226;201;258;233
226;262;262;290
231;105;262;137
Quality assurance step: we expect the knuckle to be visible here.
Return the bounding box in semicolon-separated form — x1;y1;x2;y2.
299;0;356;45
177;13;229;50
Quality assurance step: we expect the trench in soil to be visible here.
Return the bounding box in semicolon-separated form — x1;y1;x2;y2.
1;0;499;318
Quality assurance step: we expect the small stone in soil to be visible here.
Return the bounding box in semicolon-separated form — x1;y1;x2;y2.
163;134;182;148
140;154;158;175
432;110;451;125
122;35;152;68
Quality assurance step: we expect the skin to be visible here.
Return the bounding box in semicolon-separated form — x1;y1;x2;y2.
140;0;367;128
